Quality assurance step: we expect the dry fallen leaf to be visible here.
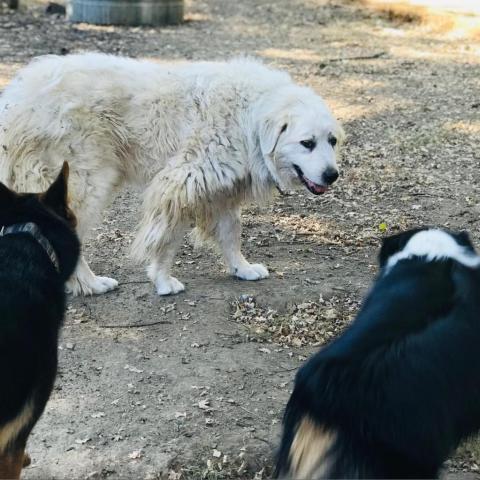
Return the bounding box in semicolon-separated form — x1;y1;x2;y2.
124;365;143;373
168;470;182;480
128;449;143;460
91;412;105;418
75;437;91;445
198;399;211;411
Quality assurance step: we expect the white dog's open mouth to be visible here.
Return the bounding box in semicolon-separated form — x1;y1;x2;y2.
293;165;328;195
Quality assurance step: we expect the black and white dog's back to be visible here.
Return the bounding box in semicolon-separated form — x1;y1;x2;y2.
276;228;480;479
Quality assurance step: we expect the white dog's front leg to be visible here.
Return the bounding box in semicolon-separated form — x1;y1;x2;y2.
214;209;269;281
66;256;119;296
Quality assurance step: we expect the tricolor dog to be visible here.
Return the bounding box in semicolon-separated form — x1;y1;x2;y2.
276;228;480;479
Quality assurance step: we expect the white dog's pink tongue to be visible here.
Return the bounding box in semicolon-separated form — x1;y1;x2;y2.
304;176;327;194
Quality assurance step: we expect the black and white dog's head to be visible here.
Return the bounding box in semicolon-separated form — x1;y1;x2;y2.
379;228;479;272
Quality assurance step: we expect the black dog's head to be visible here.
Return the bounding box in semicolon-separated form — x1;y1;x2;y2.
379;227;476;269
0;162;80;280
0;162;77;229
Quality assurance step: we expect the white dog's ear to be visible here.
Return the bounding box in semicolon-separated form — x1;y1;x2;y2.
259;121;288;157
259;120;288;192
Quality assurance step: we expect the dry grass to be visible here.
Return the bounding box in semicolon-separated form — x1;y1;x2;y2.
356;0;480;38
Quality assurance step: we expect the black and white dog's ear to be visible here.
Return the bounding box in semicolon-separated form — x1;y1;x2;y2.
379;234;403;268
378;228;426;268
453;230;475;253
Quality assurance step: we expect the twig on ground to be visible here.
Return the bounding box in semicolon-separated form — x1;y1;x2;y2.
253;436;274;446
215;331;240;337
320;51;387;65
97;320;172;328
239;405;259;417
271;366;299;373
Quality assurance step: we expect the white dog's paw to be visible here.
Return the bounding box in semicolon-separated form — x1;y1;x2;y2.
91;276;119;294
234;263;269;281
66;275;119;296
155;276;185;296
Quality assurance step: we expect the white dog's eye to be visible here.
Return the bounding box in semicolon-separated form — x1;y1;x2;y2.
300;139;316;151
328;133;337;148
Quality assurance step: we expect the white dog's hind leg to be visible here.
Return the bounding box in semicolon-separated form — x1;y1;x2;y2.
145;224;186;296
213;208;269;281
133;208;186;296
66;256;119;296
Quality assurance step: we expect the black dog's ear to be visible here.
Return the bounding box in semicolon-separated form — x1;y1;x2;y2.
378;228;427;268
0;182;16;204
43;162;69;211
41;162;77;228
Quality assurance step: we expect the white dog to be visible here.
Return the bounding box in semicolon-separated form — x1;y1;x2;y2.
0;53;343;296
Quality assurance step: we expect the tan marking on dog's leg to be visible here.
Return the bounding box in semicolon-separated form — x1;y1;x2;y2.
0;401;33;454
289;417;336;479
22;453;30;468
0;449;25;479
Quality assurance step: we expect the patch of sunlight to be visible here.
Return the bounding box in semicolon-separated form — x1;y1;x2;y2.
389;45;480;63
184;12;210;22
307;77;412;123
377;0;480;15
0;63;21;90
380;27;407;36
74;23;117;33
445;121;480;136
360;0;480;38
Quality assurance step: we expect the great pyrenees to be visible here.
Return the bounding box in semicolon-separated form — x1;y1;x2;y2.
0;53;343;296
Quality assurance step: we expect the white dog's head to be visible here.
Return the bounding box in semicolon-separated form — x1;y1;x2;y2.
257;85;343;195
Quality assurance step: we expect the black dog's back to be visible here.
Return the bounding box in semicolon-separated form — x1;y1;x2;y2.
0;234;67;438
0;163;79;478
276;229;480;479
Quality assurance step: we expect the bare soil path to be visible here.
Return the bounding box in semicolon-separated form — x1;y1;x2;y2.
1;0;480;478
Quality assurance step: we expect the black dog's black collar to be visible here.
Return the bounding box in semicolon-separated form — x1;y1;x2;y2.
0;222;60;272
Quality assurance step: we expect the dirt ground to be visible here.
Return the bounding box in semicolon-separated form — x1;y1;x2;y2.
1;0;480;478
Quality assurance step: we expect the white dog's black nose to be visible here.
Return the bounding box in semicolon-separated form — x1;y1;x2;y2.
323;168;339;185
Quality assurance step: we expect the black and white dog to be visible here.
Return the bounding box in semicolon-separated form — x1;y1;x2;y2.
275;228;480;479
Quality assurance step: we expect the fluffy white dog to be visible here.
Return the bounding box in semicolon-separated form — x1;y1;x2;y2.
0;53;343;296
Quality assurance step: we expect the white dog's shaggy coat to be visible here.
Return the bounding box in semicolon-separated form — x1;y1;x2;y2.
0;53;342;296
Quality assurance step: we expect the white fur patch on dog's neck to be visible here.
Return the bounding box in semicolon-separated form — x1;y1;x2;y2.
386;229;480;272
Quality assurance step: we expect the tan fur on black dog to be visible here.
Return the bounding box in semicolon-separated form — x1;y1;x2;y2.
288;417;336;479
0;400;33;479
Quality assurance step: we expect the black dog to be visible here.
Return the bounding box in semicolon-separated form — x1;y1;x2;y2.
0;162;79;479
275;228;480;479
